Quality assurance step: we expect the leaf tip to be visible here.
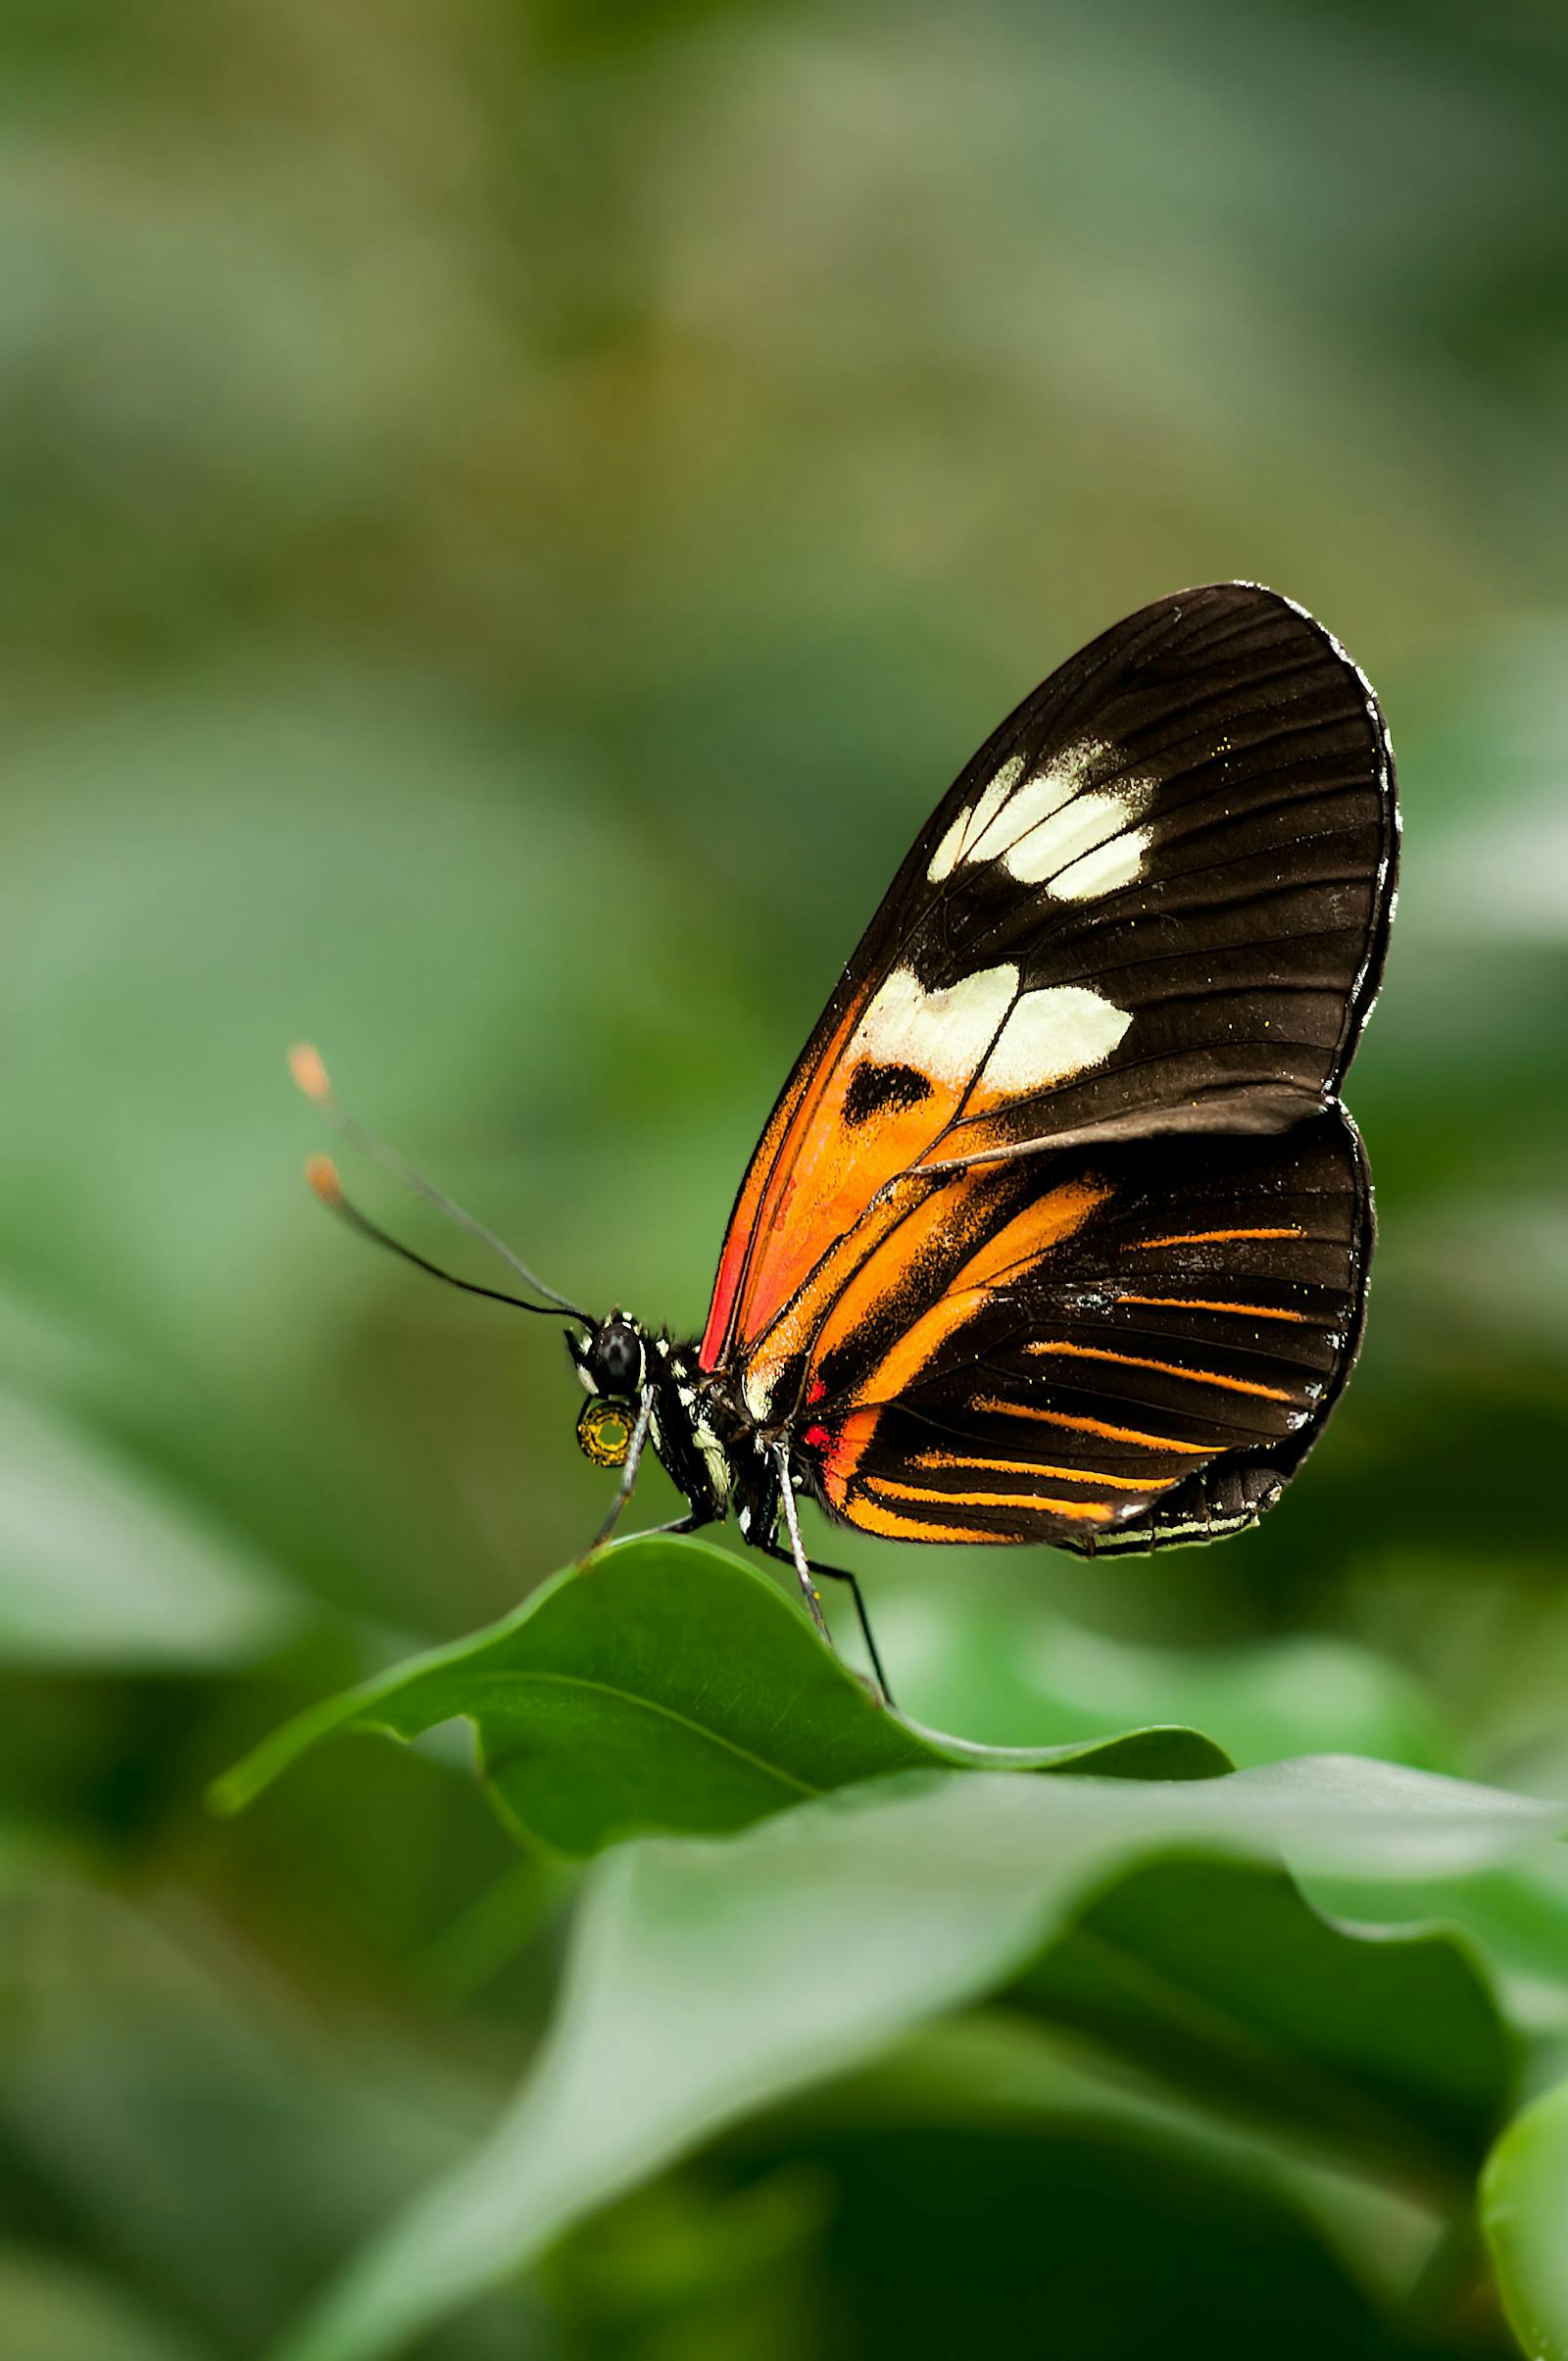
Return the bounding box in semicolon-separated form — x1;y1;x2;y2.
205;1766;253;1819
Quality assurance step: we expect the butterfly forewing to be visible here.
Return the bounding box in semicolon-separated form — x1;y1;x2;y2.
700;584;1394;1376
699;582;1396;1553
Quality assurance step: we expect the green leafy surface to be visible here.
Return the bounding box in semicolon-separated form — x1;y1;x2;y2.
547;2108;1443;2361
213;1539;1230;1852
1485;2074;1568;2360
1302;1856;1568;2035
273;1759;1558;2361
0;2244;214;2361
0;1384;300;1668
1012;1854;1511;2192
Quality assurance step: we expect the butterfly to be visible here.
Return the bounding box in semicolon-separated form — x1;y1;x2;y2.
295;582;1397;1699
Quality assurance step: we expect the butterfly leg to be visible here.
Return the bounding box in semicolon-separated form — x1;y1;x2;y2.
768;1447;833;1644
590;1383;658;1549
601;1509;717;1549
767;1450;893;1703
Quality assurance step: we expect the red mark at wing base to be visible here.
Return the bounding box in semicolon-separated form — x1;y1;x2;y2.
803;1424;832;1452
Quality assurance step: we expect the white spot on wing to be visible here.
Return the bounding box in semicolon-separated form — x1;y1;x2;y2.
926;812;966;884
929;738;1157;891
851;962;1019;1091
981;985;1132;1095
1049;824;1152;901
965;755;1024;850
968;755;1083;864
927;755;1023;883
1005;780;1155;887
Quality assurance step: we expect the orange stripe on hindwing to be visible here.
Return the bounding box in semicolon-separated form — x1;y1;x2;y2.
1117;1295;1308;1323
840;1492;1004;1545
1129;1227;1303;1251
1023;1339;1295;1402
968;1398;1211;1453
865;1477;1119;1523
910;1451;1152;1492
821;1404;883;1508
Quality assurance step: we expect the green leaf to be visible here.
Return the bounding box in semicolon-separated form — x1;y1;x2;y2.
548;2113;1428;2361
0;2243;215;2361
0;1383;301;1669
1483;2073;1568;2360
1010;1853;1511;2191
1303;1855;1568;2029
212;1537;1229;1853
270;1757;1559;2361
749;2010;1473;2318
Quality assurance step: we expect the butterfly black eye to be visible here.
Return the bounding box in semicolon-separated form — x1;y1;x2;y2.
592;1319;644;1397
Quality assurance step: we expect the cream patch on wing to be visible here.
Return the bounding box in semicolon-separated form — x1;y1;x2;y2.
850;962;1019;1091
980;984;1132;1095
929;739;1154;889
967;754;1085;865
1006;776;1157;889
1049;823;1152;900
927;755;1023;883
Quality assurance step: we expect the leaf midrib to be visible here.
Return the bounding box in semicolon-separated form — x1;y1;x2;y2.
457;1667;831;1799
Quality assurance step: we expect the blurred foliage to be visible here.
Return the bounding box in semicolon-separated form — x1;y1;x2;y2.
4;0;1568;2353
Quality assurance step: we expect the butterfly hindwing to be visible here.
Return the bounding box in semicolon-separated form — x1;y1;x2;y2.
701;584;1396;1378
800;1109;1371;1549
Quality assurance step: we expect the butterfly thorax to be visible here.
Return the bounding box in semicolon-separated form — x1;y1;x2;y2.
647;1337;743;1522
568;1316;780;1532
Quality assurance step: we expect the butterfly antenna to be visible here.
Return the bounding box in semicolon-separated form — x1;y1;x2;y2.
290;1045;592;1326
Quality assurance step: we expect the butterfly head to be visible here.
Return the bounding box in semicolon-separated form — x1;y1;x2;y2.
568;1313;650;1470
567;1310;647;1398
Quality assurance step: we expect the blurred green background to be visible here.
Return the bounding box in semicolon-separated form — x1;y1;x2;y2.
4;0;1568;2354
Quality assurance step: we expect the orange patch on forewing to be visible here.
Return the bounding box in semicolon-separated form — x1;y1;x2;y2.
700;1049;821;1365
1023;1340;1296;1402
911;1451;1152;1492
969;1397;1212;1454
1117;1295;1308;1322
1129;1227;1303;1251
716;983;985;1356
739;1175;941;1419
808;1169;1008;1386
750;1089;960;1341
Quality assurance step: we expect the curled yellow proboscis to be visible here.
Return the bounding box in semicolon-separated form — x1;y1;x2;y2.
576;1396;633;1469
